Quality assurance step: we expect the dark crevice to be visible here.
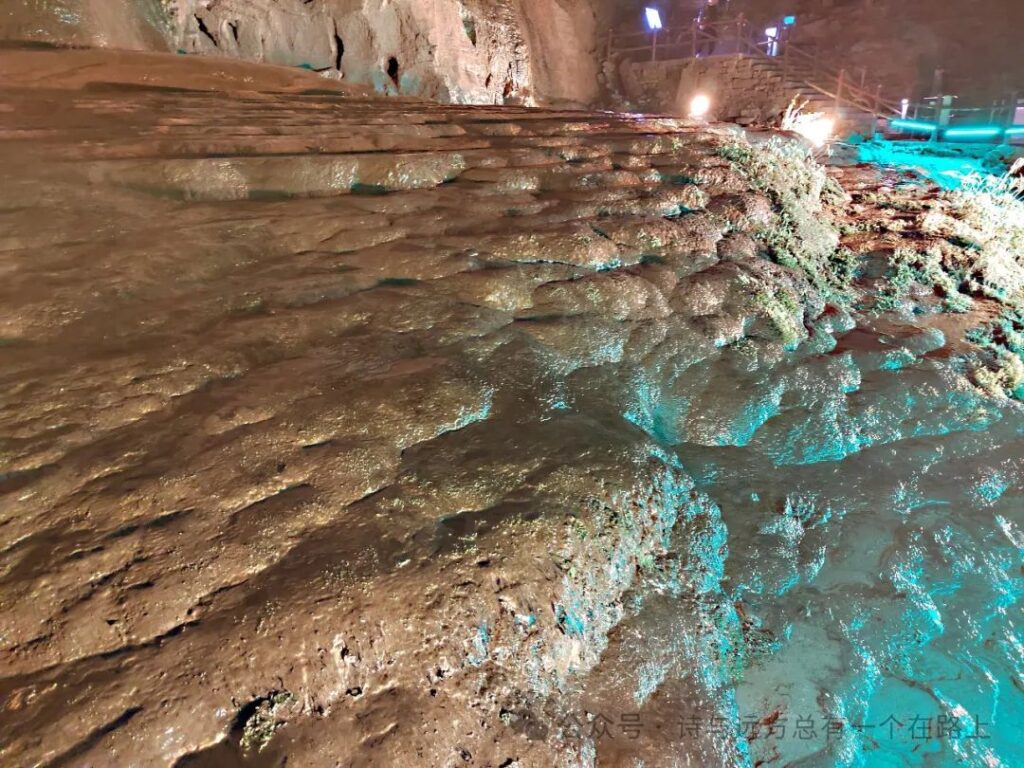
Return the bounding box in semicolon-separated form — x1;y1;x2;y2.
461;10;477;46
231;697;267;734
43;707;143;767
97;618;200;660
228;22;239;45
105;508;193;542
195;15;218;47
334;30;345;71
230;483;315;524
386;57;400;87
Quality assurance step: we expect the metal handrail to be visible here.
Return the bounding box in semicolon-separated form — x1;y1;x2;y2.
608;17;902;119
909;99;1019;126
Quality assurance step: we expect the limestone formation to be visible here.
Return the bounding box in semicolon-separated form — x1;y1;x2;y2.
0;43;1022;768
1;0;605;106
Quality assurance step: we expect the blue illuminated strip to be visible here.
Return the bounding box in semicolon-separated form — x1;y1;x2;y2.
890;119;937;133
944;126;1003;139
889;119;1024;141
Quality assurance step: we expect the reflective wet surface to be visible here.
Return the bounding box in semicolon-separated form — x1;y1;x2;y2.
0;48;1021;767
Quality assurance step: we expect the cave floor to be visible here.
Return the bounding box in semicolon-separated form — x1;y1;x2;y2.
0;48;1021;768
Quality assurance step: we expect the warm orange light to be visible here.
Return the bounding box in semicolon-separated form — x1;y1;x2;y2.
689;93;711;120
795;115;835;147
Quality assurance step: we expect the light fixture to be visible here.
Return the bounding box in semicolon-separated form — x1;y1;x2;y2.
890;118;937;134
783;15;796;26
644;7;663;31
795;115;835;147
943;126;1002;140
689;93;711;119
900;98;910;119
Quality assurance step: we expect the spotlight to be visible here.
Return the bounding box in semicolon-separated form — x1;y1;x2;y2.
796;115;835;147
644;8;663;31
689;93;711;119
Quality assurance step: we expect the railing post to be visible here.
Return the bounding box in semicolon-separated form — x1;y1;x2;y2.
782;33;790;79
651;30;657;62
874;84;882;116
936;94;954;142
836;68;845;111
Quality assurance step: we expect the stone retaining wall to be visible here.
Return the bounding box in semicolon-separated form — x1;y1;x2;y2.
621;55;797;125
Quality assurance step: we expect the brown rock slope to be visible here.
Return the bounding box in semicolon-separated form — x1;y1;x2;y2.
2;47;1022;768
0;48;777;768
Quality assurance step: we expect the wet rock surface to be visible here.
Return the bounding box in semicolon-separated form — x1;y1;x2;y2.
2;0;604;107
167;0;603;106
0;49;1021;768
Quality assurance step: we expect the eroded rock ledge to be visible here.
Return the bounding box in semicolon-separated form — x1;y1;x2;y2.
0;50;1021;768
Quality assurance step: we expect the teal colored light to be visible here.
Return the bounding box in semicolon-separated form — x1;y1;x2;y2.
783;15;796;25
1005;126;1024;136
944;126;1003;139
890;118;936;133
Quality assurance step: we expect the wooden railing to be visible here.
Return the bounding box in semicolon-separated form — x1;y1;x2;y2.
607;17;903;120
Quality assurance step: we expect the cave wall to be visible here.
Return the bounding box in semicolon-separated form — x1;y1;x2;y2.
0;0;606;107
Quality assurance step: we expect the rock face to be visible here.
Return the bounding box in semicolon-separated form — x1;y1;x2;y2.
1;47;1023;768
1;0;604;106
169;0;602;105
